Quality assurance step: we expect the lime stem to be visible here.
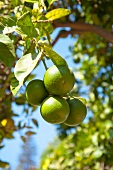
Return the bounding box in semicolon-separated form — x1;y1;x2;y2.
42;59;48;70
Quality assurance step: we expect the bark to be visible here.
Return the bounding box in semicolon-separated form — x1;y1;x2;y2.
53;21;113;45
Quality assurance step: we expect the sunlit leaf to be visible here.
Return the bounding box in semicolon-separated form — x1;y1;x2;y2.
14;52;42;85
92;132;98;145
3;26;16;34
92;149;103;158
104;120;112;129
45;8;71;21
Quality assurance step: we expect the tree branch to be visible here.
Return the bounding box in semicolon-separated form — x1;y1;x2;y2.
52;29;83;46
53;22;113;44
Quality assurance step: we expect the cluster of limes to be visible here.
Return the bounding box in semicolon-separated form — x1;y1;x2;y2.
26;65;87;126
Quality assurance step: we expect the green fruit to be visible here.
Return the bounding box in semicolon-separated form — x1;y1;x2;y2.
44;65;75;96
40;96;70;124
64;98;87;126
26;79;48;106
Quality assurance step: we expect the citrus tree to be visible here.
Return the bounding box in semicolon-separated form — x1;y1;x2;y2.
0;0;113;169
0;0;85;168
38;1;113;170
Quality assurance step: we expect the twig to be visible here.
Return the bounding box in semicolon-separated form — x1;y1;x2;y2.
32;20;53;23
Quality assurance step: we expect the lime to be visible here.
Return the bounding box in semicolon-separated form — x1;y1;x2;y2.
64;97;87;126
40;96;70;124
26;79;48;106
44;65;75;96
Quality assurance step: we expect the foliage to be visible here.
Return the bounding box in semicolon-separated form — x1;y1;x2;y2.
0;0;113;169
40;119;113;169
0;0;72;168
39;0;113;170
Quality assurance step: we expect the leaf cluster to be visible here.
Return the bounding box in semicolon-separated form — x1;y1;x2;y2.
0;0;72;167
39;0;113;169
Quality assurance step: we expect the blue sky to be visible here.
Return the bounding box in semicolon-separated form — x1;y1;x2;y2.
0;30;77;170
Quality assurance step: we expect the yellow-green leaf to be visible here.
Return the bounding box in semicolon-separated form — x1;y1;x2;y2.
45;8;71;21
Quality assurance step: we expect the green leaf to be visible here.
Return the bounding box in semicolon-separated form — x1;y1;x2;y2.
45;8;71;21
0;16;16;28
16;11;38;38
14;52;42;85
43;44;67;66
0;34;15;68
10;73;22;96
17;12;32;26
0;160;9;168
34;16;53;37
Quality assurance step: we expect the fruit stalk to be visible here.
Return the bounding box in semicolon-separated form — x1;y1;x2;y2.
42;59;48;70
